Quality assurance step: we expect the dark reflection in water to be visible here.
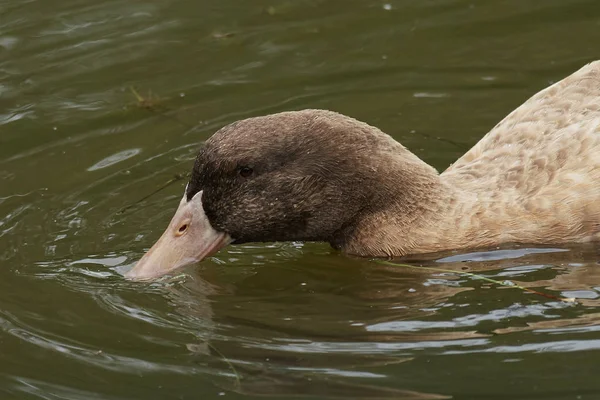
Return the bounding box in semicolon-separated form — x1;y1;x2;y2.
3;0;600;399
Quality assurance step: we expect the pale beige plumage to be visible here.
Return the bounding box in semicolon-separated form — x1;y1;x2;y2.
369;60;600;256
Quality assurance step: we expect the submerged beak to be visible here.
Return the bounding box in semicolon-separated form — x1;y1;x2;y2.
126;191;231;280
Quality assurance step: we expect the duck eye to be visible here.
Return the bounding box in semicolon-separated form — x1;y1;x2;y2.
239;166;253;178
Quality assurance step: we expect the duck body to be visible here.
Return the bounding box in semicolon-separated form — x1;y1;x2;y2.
127;61;600;280
438;60;600;251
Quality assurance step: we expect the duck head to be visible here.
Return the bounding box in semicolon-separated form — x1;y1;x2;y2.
126;109;439;280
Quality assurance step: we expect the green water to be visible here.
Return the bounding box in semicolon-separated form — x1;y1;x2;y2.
2;0;600;398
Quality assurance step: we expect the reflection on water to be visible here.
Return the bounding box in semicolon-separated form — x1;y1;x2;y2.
87;149;142;171
3;0;600;398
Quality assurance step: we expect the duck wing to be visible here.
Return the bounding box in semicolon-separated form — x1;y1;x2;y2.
439;61;600;244
442;61;600;196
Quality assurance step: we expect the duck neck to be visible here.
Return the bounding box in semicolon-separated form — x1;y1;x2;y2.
330;152;465;257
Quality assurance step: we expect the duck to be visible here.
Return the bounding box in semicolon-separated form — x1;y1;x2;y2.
126;61;600;280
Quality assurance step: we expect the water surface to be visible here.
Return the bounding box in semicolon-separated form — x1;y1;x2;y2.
2;0;600;399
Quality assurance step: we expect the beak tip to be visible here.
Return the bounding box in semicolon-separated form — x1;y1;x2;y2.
124;269;141;281
124;262;153;281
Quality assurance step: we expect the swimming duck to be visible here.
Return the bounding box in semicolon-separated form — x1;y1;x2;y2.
127;61;600;280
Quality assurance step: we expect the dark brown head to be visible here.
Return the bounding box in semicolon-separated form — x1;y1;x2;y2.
127;109;437;280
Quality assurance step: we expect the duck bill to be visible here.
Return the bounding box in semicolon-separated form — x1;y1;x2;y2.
126;191;231;280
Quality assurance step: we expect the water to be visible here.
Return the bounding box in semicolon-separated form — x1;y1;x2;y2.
2;0;600;398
